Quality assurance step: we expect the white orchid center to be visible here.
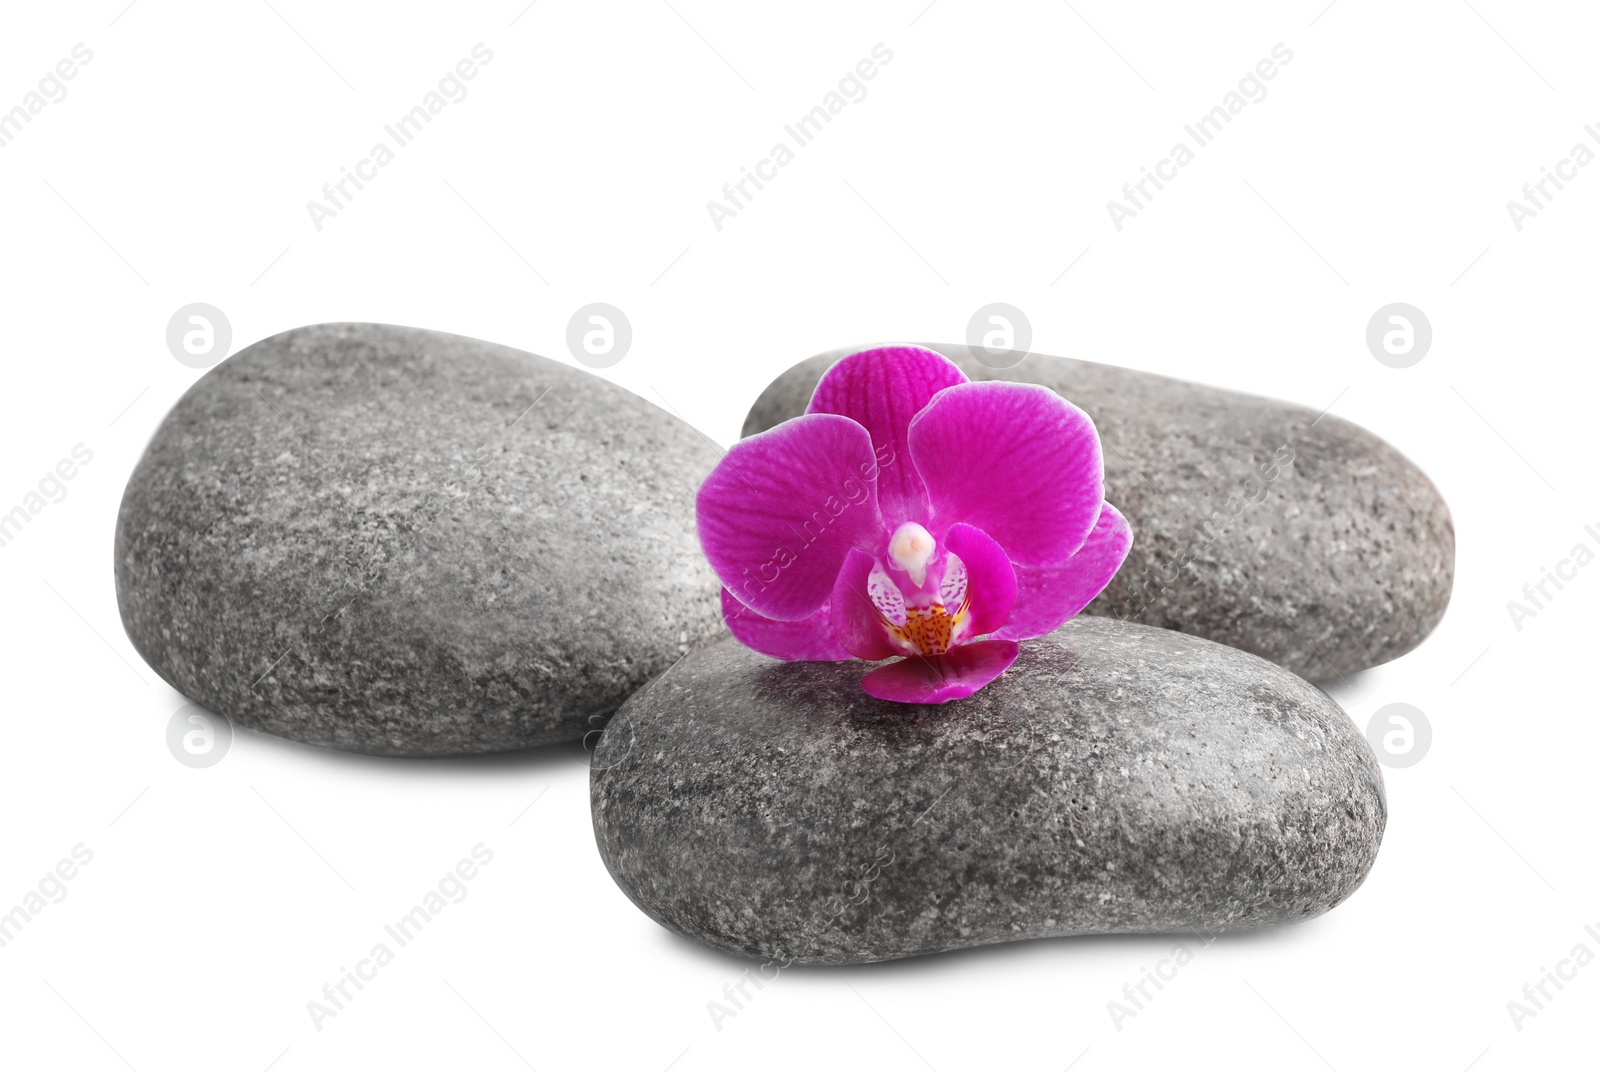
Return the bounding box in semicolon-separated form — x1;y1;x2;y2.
887;522;936;587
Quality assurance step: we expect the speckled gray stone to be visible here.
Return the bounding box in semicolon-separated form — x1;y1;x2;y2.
590;617;1386;965
743;344;1454;682
115;323;723;755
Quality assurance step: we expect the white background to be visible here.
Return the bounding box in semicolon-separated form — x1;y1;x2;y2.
0;1;1595;1069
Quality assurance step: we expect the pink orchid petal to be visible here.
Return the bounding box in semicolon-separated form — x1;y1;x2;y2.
829;549;904;661
942;522;1017;639
996;502;1133;641
807;346;968;528
860;639;1020;704
908;382;1104;566
720;588;853;661
697;413;886;622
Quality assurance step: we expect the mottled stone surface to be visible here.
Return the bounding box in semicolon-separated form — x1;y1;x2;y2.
116;323;723;755
743;344;1454;681
591;617;1386;965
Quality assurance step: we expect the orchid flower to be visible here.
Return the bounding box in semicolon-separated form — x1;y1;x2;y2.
696;345;1132;703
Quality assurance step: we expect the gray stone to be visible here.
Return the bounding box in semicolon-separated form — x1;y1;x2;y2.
742;344;1454;682
590;617;1386;965
115;323;723;755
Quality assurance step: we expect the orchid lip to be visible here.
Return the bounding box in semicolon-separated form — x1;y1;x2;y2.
870;547;972;657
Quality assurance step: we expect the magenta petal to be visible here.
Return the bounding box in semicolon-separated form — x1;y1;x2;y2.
909;382;1104;565
860;639;1020;704
942;522;1016;639
997;502;1133;641
807;346;968;528
721;588;852;661
696;413;885;622
829;549;903;660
